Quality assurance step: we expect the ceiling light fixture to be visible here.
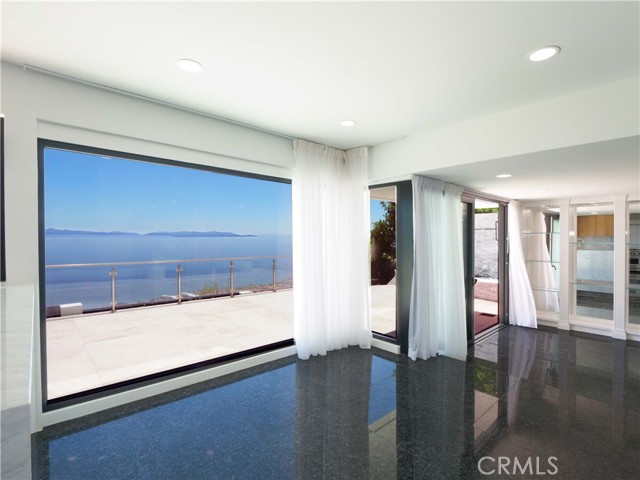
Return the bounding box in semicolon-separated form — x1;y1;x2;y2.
527;46;561;62
177;59;203;73
496;174;512;178
340;120;357;127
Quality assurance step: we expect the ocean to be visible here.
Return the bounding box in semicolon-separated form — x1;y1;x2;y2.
45;235;293;310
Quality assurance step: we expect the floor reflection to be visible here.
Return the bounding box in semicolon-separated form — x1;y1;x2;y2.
33;327;640;479
294;349;372;478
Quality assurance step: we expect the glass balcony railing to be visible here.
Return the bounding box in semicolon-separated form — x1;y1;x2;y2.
45;255;293;317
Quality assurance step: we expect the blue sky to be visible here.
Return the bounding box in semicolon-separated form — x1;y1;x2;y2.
44;148;292;236
370;200;386;227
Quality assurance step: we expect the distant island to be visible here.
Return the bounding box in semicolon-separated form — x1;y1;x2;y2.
144;231;258;238
45;228;258;238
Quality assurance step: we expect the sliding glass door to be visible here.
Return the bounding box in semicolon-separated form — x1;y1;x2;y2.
462;196;508;344
370;186;397;338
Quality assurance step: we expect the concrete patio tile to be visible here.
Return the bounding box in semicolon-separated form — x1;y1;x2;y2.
46;287;400;399
46;290;295;399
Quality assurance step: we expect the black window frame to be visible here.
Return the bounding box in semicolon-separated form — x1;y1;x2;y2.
369;180;412;353
38;138;294;411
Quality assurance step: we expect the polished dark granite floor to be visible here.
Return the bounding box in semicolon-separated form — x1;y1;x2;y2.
32;326;640;479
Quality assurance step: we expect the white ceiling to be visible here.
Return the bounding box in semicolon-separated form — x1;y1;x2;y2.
1;1;639;200
422;136;640;201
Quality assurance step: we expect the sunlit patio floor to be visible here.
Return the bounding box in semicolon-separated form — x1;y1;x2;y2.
47;286;397;399
475;298;498;315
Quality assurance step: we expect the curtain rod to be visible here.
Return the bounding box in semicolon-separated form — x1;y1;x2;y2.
462;187;511;204
414;174;511;203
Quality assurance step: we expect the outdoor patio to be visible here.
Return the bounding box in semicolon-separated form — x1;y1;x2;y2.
46;286;397;399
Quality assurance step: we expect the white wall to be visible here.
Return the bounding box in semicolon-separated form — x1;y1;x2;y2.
369;77;640;182
6;65;637;285
1;62;294;285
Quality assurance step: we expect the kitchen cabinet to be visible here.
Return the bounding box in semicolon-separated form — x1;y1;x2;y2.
577;214;613;238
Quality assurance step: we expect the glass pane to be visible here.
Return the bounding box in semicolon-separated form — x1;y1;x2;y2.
551;215;561;289
573;284;614;320
43;146;293;400
522;205;560;313
628;201;640;324
474;200;499;334
45;265;113;315
370;186;397;338
629;200;640;247
572;204;614;321
629;287;640;325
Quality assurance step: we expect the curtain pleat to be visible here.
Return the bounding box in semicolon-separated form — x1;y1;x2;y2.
508;200;537;328
292;140;371;359
409;175;467;362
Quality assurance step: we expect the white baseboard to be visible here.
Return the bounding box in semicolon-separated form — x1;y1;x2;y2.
625;324;640;342
372;337;401;354
627;331;640;342
537;315;640;342
537;317;558;328
612;329;627;340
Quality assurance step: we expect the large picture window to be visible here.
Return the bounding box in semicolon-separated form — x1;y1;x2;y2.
40;140;293;404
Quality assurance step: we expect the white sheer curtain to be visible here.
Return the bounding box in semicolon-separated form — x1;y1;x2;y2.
409;176;467;362
508;200;537;328
522;207;559;312
292;140;371;360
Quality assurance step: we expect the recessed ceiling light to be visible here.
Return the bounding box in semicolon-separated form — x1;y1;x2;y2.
527;46;561;62
340;120;357;127
177;59;203;73
496;174;512;178
537;189;549;193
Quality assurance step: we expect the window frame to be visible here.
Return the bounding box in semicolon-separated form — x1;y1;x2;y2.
38;138;294;410
369;180;412;352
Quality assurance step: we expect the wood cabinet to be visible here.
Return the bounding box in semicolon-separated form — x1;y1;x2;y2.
577;214;613;238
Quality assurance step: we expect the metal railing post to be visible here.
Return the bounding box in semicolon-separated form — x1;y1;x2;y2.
109;267;117;312
177;263;183;304
272;258;276;292
229;260;235;298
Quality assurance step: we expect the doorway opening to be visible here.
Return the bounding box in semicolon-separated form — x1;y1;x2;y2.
370;186;397;339
463;197;507;343
474;200;500;335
